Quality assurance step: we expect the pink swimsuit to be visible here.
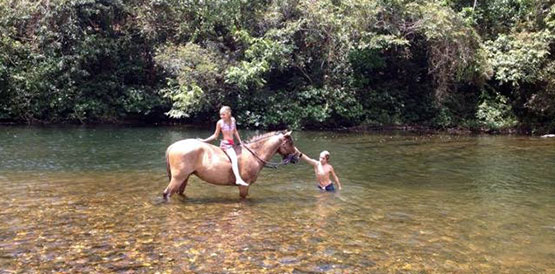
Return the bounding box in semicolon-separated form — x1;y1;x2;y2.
220;119;236;150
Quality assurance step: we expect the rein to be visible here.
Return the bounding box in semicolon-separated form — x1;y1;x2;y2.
241;144;284;169
241;131;289;169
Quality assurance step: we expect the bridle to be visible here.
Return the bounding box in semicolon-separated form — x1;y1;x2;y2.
241;132;299;168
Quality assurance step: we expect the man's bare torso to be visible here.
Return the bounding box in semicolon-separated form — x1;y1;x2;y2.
314;162;333;187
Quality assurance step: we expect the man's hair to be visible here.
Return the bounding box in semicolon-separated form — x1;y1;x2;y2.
320;150;330;160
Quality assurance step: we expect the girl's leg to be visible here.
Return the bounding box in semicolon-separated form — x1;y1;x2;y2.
225;147;249;186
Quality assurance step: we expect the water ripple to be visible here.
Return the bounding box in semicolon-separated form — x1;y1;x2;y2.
1;127;554;272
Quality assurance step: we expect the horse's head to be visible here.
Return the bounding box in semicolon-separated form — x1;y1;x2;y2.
277;130;300;164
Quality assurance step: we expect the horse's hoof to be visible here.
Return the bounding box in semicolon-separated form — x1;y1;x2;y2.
162;192;169;202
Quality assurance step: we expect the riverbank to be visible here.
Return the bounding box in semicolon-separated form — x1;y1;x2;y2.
341;125;534;135
1;119;551;136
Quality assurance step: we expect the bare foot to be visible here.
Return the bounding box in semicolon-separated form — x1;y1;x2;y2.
236;180;249;186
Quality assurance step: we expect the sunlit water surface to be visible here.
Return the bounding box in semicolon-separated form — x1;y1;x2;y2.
1;126;554;272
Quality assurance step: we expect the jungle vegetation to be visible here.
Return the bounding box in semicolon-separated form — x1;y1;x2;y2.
1;0;554;133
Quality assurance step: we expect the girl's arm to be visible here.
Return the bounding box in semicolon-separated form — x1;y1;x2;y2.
297;149;318;166
232;117;242;144
202;120;221;143
330;166;342;190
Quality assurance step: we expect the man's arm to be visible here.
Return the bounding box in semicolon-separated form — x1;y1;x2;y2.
297;149;318;166
330;166;342;190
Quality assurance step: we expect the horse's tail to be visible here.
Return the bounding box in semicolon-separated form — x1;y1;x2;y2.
165;148;171;181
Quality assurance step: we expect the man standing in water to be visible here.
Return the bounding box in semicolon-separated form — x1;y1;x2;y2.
297;149;342;191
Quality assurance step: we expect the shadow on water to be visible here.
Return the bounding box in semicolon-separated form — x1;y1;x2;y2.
151;190;319;206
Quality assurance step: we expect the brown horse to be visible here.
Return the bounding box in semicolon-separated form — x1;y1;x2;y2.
163;130;299;200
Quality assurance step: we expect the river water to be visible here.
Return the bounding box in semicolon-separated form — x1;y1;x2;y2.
1;126;554;272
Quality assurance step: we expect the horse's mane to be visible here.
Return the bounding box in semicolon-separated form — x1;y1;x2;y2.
245;130;285;144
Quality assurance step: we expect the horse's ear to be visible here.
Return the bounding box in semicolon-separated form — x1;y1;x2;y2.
283;130;292;136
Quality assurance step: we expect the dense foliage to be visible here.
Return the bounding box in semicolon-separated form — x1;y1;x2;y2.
1;0;553;133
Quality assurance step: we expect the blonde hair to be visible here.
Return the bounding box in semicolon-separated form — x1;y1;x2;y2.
219;106;232;114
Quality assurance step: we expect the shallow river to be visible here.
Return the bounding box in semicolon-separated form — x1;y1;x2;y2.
1;126;554;272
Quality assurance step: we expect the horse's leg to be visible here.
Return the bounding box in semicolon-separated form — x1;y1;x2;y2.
178;176;190;196
238;186;249;199
163;173;188;201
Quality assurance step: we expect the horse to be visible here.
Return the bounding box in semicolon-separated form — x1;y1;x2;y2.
162;130;299;200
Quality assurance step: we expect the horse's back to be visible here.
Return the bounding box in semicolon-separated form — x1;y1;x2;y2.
166;138;226;164
167;138;204;154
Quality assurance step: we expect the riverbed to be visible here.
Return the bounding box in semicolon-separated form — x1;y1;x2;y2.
1;126;554;272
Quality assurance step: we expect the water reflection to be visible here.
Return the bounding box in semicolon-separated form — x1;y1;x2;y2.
0;126;554;272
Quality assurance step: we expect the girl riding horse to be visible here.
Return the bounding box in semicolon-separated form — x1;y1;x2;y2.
201;106;249;186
